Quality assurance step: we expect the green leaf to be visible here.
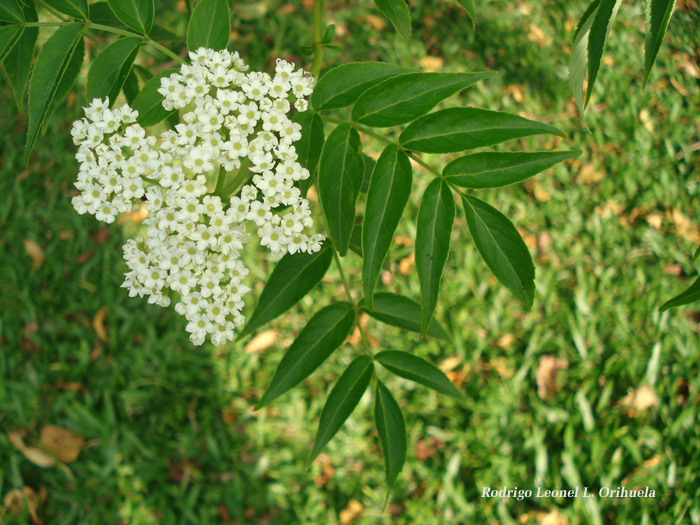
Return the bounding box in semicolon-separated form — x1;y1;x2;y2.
309;355;374;463
374;380;406;487
311;62;414;111
659;276;700;312
0;0;24;22
255;302;357;409
148;24;184;43
186;0;230;52
42;31;85;133
106;0;153;34
585;0;623;107
362;144;412;311
122;69;140;104
86;1;125;29
318;124;364;257
400;107;566;153
643;0;676;88
569;0;600;121
86;36;142;106
237;241;333;340
415;179;455;336
357;292;450;341
42;0;89;19
293;110;325;198
130;68;179;127
3;0;37;112
25;23;85;164
373;0;411;40
0;25;22;63
360;154;376;193
457;0;476;28
352;71;496;128
375;350;465;399
461;193;535;308
443;151;582;189
692;245;700;264
321;23;335;44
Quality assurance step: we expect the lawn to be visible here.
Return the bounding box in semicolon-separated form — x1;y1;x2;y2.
1;0;699;524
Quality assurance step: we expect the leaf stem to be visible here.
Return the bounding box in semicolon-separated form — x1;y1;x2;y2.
316;193;372;352
22;21;186;64
321;114;444;179
309;0;325;80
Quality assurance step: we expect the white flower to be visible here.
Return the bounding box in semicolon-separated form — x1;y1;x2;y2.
72;51;327;346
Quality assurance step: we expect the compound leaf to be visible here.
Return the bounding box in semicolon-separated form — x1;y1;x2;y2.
461;193;535;308
373;0;411;40
309;355;374;463
659;276;700;312
86;36;142;106
362;144;412;311
256;302;357;409
311;61;413;111
318;124;364;257
415;179;455;336
237;241;333;340
444;150;581;189
375;380;406;487
400;107;565;153
352;71;496;128
107;0;154;34
375;350;465;399
643;0;676;88
357;292;450;341
25;23;84;163
186;0;230;52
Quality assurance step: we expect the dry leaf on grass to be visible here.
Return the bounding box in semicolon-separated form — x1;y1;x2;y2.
399;253;415;275
438;356;461;373
621;385;659;414
244;330;277;354
24;240;45;268
536;356;569;401
339;499;363;523
2;486;46;524
538;509;570;525
7;433;55;467
39;425;85;463
93;307;109;344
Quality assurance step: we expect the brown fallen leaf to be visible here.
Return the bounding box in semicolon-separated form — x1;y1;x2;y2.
339;499;363;523
438;356;461;373
538;509;570;525
2;486;46;524
621;385;659;414
7;432;55;468
420;55;444;72
244;329;277;354
93;307;109;344
345;326;362;346
577;163;605;185
24;239;45;268
394;235;414;247
536;356;569;401
399;253;415;275
39;426;85;463
496;333;516;350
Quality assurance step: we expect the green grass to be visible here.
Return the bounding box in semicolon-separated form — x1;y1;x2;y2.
1;0;700;523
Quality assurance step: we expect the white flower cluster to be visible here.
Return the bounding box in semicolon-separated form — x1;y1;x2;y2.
69;47;324;346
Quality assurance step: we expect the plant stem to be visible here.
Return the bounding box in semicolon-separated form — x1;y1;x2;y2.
321;114;444;179
309;0;325;80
